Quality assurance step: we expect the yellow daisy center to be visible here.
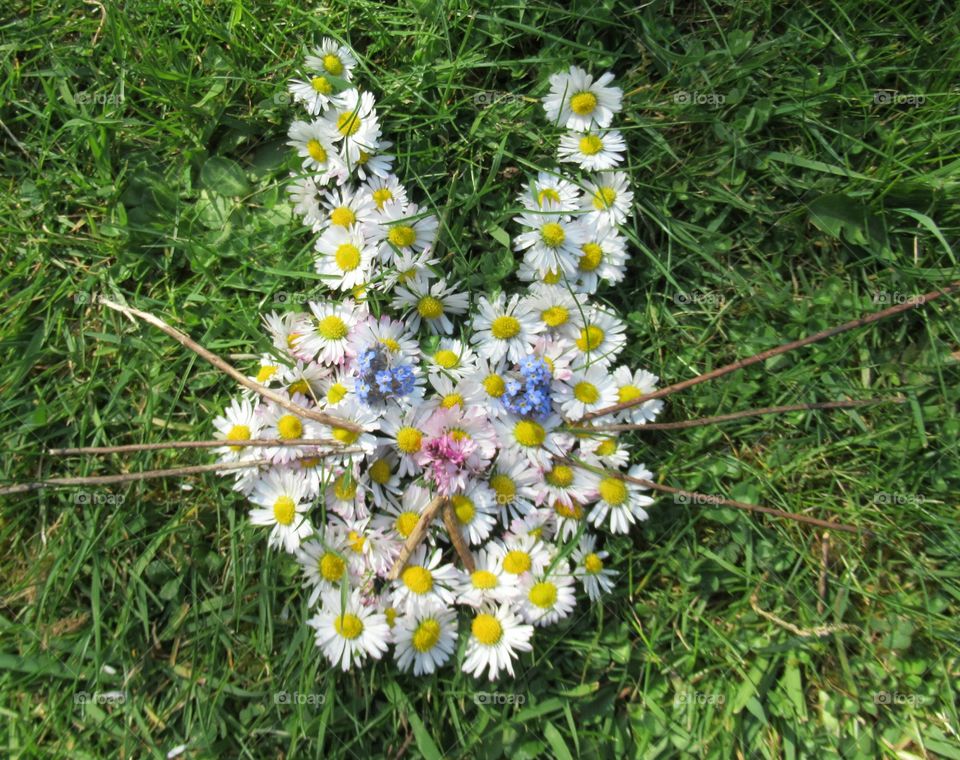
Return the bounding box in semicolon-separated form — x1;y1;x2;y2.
598;477;628;506
595;438;618;457
327;383;347;405
276;415;303;440
417;296;443;320
317;315;349;340
554;499;584;519
256;365;277;383
452;494;475;524
402;566;434;595
584;553;604;574
579;242;603;271
412;619;442;652
319;552;345;582
330;206;356;227
311;75;333;94
541;305;569;327
368;458;392;484
440;393;463;409
576;325;605;352
434;349;459;369
540;222;566;248
387;225;417;248
395;511;419;538
471;570;498;590
331;426;360;445
334;243;361;272
574;381;599;404
491;315;521;340
226;424;250;452
395;427;423;454
593;187;617;209
273;495;295;526
618;384;643;403
489;473;515;504
306;139;328;163
380;337;400;352
357;150;370;165
322;53;343;76
579;134;604;155
372;187;393;209
337;111;361;137
503;550;531;575
471;613;503;645
347;530;365;553
544;356;555;373
483;374;506;397
570;91;597;115
545;465;574;488
334;613;363;640
543;268;562;285
537;187;561;206
288;379;310;398
529;581;557;609
513;420;546;448
334;474;358;501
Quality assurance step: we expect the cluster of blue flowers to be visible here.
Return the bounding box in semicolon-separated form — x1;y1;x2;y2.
355;346;416;406
501;355;553;419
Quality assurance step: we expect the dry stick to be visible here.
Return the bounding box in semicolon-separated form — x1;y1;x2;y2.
581;282;960;422
385;494;447;581
578;398;905;433
442;499;477;573
49;439;340;456
98;298;361;432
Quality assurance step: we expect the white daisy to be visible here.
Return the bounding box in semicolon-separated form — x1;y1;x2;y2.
288;71;339;115
487;457;539;525
286;119;345;182
447;481;498;546
470;293;544;364
569;307;627;368
393;602;458;675
308;588;390;672
518;171;582;212
577;434;629;469
371;483;434;542
324;88;381;164
362;173;408;212
535;461;593;509
317;185;378;231
427;338;477;381
494;413;574;470
379;404;433;477
352;141;395;181
278;360;328;404
491;534;553;578
610;365;664;424
462;604;534;681
305;37;358;81
258;396;325;464
297;526;353;605
506;507;557;544
581;171;633;228
325;466;368;522
523;284;587;338
390;275;469;335
294;298;365;365
314;225;376;291
213;397;263;462
574;226;629;294
513;211;587;278
455;547;521;608
518;564;577;627
557;129;627;171
318;364;355;409
557;365;618;421
366;202;438;264
543;66;623;130
378;247;441;292
262;311;304;356
551;495;588;542
586;463;655;534
353;315;420;363
362;449;402;507
572;534;616;601
286;174;323;226
248;468;313;552
390;546;459;613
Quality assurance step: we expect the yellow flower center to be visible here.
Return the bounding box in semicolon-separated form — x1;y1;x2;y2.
618;384;643;403
330;206;356;227
579;242;603;272
334;243;361;271
395;427;423;454
584;553;604;574
276;415;303;440
385;607;397;627
288;379;310;398
311;75;333;94
372;187;393;209
347;530;365;553
306;139;328;163
395;511;419;538
286;333;300;349
471;570;498;590
327;383;347;405
273;495;296;526
452;494;475;524
317;315;349;340
541;306;569;327
579;134;604;156
380;337;400;352
334;474;358;501
319;552;345;581
529;581;557;609
387;225;417;248
544;356;555;373
545;465;574;488
337;110;361;137
554;499;584;519
322;53;343;76
570;91;598;115
434;349;459;369
483;374;506;397
412;619;442;652
489;473;515;503
440;393;464;409
503;550;531;575
332;426;360;445
540;222;566;248
256;365;277;383
226;424;250;452
401;566;434;595
417;296;443;320
595;438;618;456
333;613;363;640
543;268;562;285
574;381;599;404
576;325;605;352
368;458;392;484
357;150;370;165
513;420;546;448
593;187;617;210
491;315;521;340
598;477;628;506
471;613;503;645
537;187;561;206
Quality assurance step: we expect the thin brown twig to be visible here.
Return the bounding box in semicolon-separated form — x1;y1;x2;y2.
49;439;340;456
98;297;361;432
575;398;905;432
582;282;960;421
442;499;477;573
385;495;447;581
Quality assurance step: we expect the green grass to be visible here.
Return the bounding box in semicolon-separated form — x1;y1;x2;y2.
2;0;960;757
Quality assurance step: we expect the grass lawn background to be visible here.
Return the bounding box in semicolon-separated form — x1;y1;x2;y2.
1;0;959;757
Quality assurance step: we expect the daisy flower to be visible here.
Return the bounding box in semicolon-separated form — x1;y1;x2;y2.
362;173;408;212
390;275;469;335
557;129;626;171
308;588;390;672
551;496;588;542
390;546;459;613
518;564;577;627
324;88;381;163
287;119;344;182
427;338;477;381
447;481;498;545
577;434;629;469
332;517;400;577
286;174;322;226
352;140;395;181
262;311;304;356
323;397;380;462
518;171;582;212
535;461;593;509
393;602;458;675
470;293;544;364
213;397;262;462
379;404;433;477
318;185;378;232
473;355;511;413
305;37;357;81
543;66;622;130
455;547;521;608
353;315;420;363
293;451;334;499
314;225;376;291
294;298;365;365
258;396;325;464
492;534;553;578
318;365;355;409
248;468;313;552
556;365;618;421
371;483;433;542
462;604;534;681
494;412;574;469
288;71;339;115
524;284;587;338
362;449;402;506
572;534;616;601
569;307;627;368
574;226;629;294
366;202;439;264
505;507;557;544
586;464;655;534
325;466;368;522
610;365;664;424
487;457;539;525
513;211;587;278
580;171;633;228
379;247;440;292
278;360;328;404
297;526;353;605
